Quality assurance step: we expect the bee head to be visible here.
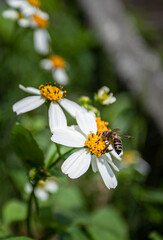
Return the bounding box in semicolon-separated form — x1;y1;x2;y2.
101;131;109;138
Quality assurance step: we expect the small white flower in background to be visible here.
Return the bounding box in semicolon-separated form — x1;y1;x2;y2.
25;177;59;201
121;151;150;176
2;9;32;27
95;86;116;105
19;10;50;55
12;83;82;132
51;111;121;189
40;55;69;85
6;0;41;16
2;6;51;55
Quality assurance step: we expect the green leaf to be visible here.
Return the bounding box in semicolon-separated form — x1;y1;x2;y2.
3;237;35;240
12;123;44;169
87;207;129;240
53;186;85;211
68;227;89;240
149;232;163;240
3;200;27;224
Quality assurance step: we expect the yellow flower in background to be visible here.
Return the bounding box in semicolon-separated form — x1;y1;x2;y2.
122;150;150;175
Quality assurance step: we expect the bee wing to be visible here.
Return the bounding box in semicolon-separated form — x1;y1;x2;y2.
112;128;121;133
119;135;135;139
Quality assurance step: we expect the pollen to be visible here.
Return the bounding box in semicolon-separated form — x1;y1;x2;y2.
49;55;66;68
39;83;66;101
33;14;48;28
28;0;41;7
96;117;109;132
85;132;107;157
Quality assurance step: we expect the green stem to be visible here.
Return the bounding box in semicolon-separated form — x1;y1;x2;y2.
27;188;34;237
26;182;38;237
48;147;76;169
56;144;64;161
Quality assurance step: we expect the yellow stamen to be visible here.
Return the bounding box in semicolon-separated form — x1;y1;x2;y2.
28;0;41;7
96;117;109;132
85;132;107;157
39;83;66;101
49;55;66;68
33;14;48;28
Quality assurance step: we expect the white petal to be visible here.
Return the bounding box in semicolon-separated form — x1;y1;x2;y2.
33;10;49;20
91;155;98;173
52;69;69;85
21;5;37;16
97;157;118;189
110;149;122;161
19;84;41;95
61;149;91;179
6;0;25;8
18;18;31;28
103;96;116;105
13;96;45;115
48;102;67;132
45;181;59;193
51;128;85;147
35;188;49;201
2;9;19;19
103;154;119;172
40;59;53;70
33;29;50;55
58;98;82;118
24;183;32;193
76;110;97;135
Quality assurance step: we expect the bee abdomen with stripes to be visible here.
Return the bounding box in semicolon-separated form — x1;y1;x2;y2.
113;138;122;155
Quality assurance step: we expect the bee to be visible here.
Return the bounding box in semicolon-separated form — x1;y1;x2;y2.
101;129;134;155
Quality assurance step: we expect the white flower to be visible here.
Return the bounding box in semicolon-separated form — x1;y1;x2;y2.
122;151;150;176
6;0;41;16
12;83;82;132
2;9;32;27
95;86;116;105
51;111;121;189
40;55;69;85
25;177;59;201
3;8;51;55
19;10;50;55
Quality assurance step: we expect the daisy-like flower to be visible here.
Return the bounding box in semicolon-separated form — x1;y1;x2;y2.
25;177;59;201
2;9;32;27
122;151;150;176
12;83;82;132
51;111;121;189
95;86;116;105
23;10;50;55
40;55;69;85
6;0;41;16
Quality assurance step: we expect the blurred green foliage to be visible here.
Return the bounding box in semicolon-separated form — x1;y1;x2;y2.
0;0;163;240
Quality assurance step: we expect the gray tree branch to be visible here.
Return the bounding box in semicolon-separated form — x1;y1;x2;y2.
77;0;163;133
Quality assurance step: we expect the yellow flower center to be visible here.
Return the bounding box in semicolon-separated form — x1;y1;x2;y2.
39;83;66;101
85;132;107;157
96;117;109;132
37;180;46;188
28;0;41;7
49;55;66;68
33;14;48;28
122;151;135;165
